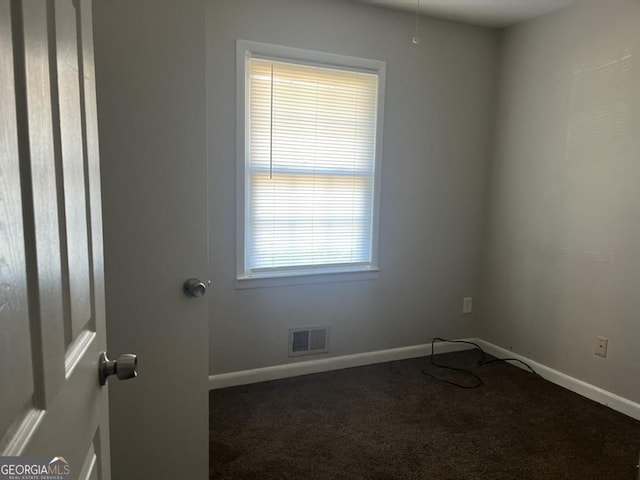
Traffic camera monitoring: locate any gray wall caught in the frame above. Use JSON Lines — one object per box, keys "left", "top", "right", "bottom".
{"left": 207, "top": 0, "right": 500, "bottom": 374}
{"left": 481, "top": 0, "right": 640, "bottom": 403}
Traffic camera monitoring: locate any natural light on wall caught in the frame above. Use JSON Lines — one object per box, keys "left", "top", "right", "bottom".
{"left": 237, "top": 41, "right": 384, "bottom": 286}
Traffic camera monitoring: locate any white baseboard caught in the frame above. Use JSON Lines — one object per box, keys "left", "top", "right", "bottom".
{"left": 209, "top": 337, "right": 640, "bottom": 421}
{"left": 208, "top": 339, "right": 476, "bottom": 390}
{"left": 474, "top": 339, "right": 640, "bottom": 421}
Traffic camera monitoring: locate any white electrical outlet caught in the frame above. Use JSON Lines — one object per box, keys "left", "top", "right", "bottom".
{"left": 462, "top": 297, "right": 473, "bottom": 314}
{"left": 595, "top": 336, "right": 608, "bottom": 357}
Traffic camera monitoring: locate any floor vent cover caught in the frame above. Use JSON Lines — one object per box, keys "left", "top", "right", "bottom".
{"left": 289, "top": 327, "right": 329, "bottom": 357}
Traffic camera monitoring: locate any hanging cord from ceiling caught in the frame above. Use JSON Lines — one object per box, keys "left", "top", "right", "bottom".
{"left": 412, "top": 0, "right": 421, "bottom": 44}
{"left": 423, "top": 337, "right": 539, "bottom": 389}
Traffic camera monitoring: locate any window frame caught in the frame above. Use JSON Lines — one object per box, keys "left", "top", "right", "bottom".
{"left": 235, "top": 40, "right": 385, "bottom": 289}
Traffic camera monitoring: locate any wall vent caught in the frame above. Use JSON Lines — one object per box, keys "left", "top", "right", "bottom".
{"left": 288, "top": 326, "right": 329, "bottom": 357}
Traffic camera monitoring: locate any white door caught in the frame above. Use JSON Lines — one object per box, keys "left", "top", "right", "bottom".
{"left": 91, "top": 0, "right": 210, "bottom": 478}
{"left": 1, "top": 1, "right": 121, "bottom": 478}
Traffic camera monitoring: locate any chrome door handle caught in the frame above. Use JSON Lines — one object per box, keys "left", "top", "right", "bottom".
{"left": 99, "top": 352, "right": 137, "bottom": 386}
{"left": 183, "top": 278, "right": 209, "bottom": 297}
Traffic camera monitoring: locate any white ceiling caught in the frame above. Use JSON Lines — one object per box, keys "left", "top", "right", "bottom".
{"left": 352, "top": 0, "right": 576, "bottom": 27}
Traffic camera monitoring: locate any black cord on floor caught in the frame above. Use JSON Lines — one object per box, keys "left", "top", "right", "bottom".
{"left": 422, "top": 337, "right": 538, "bottom": 389}
{"left": 423, "top": 339, "right": 485, "bottom": 389}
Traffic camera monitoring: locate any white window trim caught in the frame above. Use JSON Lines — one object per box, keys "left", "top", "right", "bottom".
{"left": 235, "top": 39, "right": 385, "bottom": 289}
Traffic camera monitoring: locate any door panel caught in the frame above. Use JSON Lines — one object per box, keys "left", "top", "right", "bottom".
{"left": 1, "top": 1, "right": 110, "bottom": 478}
{"left": 53, "top": 0, "right": 92, "bottom": 345}
{"left": 19, "top": 0, "right": 66, "bottom": 408}
{"left": 78, "top": 442, "right": 98, "bottom": 480}
{"left": 0, "top": 0, "right": 34, "bottom": 442}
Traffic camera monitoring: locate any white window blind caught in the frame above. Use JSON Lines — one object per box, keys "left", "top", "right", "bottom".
{"left": 245, "top": 56, "right": 380, "bottom": 277}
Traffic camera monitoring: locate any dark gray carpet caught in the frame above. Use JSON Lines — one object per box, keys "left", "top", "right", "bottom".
{"left": 209, "top": 350, "right": 640, "bottom": 479}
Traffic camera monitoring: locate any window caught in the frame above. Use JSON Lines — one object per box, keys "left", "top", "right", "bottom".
{"left": 236, "top": 41, "right": 385, "bottom": 287}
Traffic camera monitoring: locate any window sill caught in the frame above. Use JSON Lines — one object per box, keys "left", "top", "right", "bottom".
{"left": 236, "top": 268, "right": 379, "bottom": 290}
